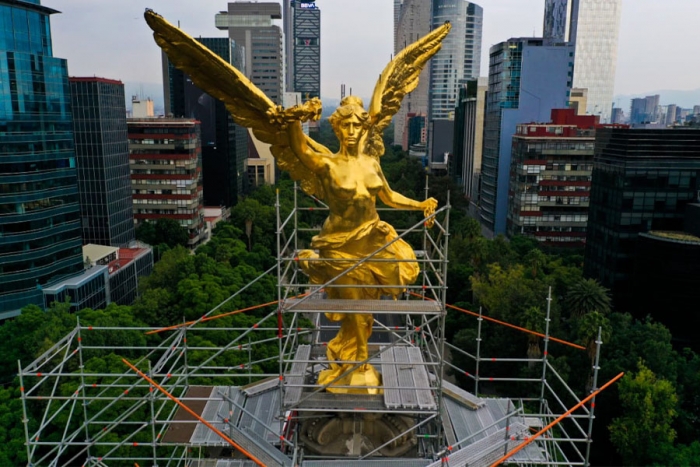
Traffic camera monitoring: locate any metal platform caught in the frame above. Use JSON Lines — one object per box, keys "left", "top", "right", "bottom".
{"left": 284, "top": 344, "right": 311, "bottom": 407}
{"left": 426, "top": 422, "right": 530, "bottom": 467}
{"left": 283, "top": 298, "right": 443, "bottom": 315}
{"left": 381, "top": 346, "right": 437, "bottom": 410}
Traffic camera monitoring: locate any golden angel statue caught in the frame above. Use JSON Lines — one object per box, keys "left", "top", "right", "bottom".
{"left": 145, "top": 10, "right": 450, "bottom": 394}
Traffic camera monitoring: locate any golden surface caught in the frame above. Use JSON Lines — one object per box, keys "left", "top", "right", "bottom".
{"left": 145, "top": 10, "right": 450, "bottom": 393}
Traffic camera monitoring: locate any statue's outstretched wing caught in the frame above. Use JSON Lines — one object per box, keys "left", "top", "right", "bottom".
{"left": 364, "top": 22, "right": 452, "bottom": 159}
{"left": 144, "top": 10, "right": 329, "bottom": 197}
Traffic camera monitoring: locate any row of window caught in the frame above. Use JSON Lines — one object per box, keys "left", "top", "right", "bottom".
{"left": 0, "top": 194, "right": 78, "bottom": 215}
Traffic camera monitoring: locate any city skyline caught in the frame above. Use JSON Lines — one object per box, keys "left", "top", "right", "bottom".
{"left": 49, "top": 0, "right": 700, "bottom": 106}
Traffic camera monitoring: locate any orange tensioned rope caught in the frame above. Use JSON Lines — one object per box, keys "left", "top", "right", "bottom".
{"left": 122, "top": 358, "right": 266, "bottom": 467}
{"left": 488, "top": 371, "right": 625, "bottom": 467}
{"left": 145, "top": 293, "right": 308, "bottom": 335}
{"left": 409, "top": 292, "right": 586, "bottom": 351}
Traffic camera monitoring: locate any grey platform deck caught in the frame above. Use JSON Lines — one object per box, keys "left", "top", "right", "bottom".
{"left": 282, "top": 298, "right": 443, "bottom": 315}
{"left": 381, "top": 346, "right": 437, "bottom": 410}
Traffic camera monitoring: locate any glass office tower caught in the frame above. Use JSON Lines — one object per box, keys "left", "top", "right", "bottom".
{"left": 429, "top": 0, "right": 483, "bottom": 120}
{"left": 70, "top": 77, "right": 135, "bottom": 247}
{"left": 0, "top": 0, "right": 84, "bottom": 317}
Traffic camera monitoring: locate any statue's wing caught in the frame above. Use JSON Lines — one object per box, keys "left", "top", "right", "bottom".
{"left": 364, "top": 22, "right": 452, "bottom": 159}
{"left": 144, "top": 10, "right": 329, "bottom": 197}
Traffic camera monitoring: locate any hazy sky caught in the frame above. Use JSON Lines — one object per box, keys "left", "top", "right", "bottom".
{"left": 49, "top": 0, "right": 698, "bottom": 105}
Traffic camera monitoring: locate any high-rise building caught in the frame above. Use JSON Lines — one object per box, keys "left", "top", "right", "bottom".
{"left": 479, "top": 38, "right": 574, "bottom": 235}
{"left": 216, "top": 2, "right": 284, "bottom": 105}
{"left": 666, "top": 104, "right": 678, "bottom": 126}
{"left": 629, "top": 98, "right": 646, "bottom": 125}
{"left": 569, "top": 0, "right": 623, "bottom": 122}
{"left": 163, "top": 37, "right": 247, "bottom": 207}
{"left": 127, "top": 118, "right": 205, "bottom": 248}
{"left": 584, "top": 128, "right": 700, "bottom": 309}
{"left": 0, "top": 0, "right": 85, "bottom": 316}
{"left": 70, "top": 77, "right": 135, "bottom": 247}
{"left": 506, "top": 109, "right": 603, "bottom": 247}
{"left": 543, "top": 0, "right": 571, "bottom": 43}
{"left": 544, "top": 0, "right": 623, "bottom": 123}
{"left": 629, "top": 95, "right": 660, "bottom": 124}
{"left": 611, "top": 107, "right": 625, "bottom": 124}
{"left": 393, "top": 0, "right": 431, "bottom": 147}
{"left": 284, "top": 0, "right": 320, "bottom": 100}
{"left": 393, "top": 0, "right": 403, "bottom": 52}
{"left": 452, "top": 78, "right": 487, "bottom": 203}
{"left": 428, "top": 0, "right": 483, "bottom": 120}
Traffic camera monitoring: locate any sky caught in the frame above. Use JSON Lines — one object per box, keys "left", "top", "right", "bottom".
{"left": 48, "top": 0, "right": 699, "bottom": 107}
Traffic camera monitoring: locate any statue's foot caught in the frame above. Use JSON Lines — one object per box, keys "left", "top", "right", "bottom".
{"left": 319, "top": 364, "right": 383, "bottom": 395}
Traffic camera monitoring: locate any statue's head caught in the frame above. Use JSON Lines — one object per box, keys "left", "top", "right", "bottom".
{"left": 329, "top": 96, "right": 370, "bottom": 147}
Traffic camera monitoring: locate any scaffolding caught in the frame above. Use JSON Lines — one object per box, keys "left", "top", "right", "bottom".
{"left": 19, "top": 185, "right": 613, "bottom": 466}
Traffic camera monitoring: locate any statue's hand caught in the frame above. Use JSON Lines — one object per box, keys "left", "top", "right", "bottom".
{"left": 420, "top": 197, "right": 438, "bottom": 228}
{"left": 267, "top": 97, "right": 323, "bottom": 129}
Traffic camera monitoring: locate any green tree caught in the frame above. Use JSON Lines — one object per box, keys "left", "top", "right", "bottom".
{"left": 564, "top": 278, "right": 611, "bottom": 317}
{"left": 609, "top": 362, "right": 678, "bottom": 465}
{"left": 522, "top": 306, "right": 545, "bottom": 366}
{"left": 136, "top": 218, "right": 189, "bottom": 249}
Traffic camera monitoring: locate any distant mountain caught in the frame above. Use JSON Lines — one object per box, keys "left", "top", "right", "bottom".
{"left": 614, "top": 88, "right": 700, "bottom": 111}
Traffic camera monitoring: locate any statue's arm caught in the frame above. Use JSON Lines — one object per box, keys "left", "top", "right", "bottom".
{"left": 377, "top": 162, "right": 437, "bottom": 212}
{"left": 286, "top": 121, "right": 327, "bottom": 174}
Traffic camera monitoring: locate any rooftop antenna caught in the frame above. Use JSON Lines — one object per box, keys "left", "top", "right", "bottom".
{"left": 341, "top": 84, "right": 345, "bottom": 100}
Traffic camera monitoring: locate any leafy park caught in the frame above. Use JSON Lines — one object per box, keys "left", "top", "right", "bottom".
{"left": 0, "top": 124, "right": 698, "bottom": 465}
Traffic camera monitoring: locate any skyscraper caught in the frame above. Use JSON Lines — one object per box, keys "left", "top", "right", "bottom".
{"left": 452, "top": 78, "right": 487, "bottom": 203}
{"left": 629, "top": 95, "right": 660, "bottom": 125}
{"left": 429, "top": 0, "right": 483, "bottom": 120}
{"left": 0, "top": 0, "right": 84, "bottom": 316}
{"left": 70, "top": 77, "right": 135, "bottom": 247}
{"left": 393, "top": 0, "right": 431, "bottom": 148}
{"left": 216, "top": 2, "right": 284, "bottom": 105}
{"left": 479, "top": 38, "right": 574, "bottom": 235}
{"left": 584, "top": 128, "right": 700, "bottom": 309}
{"left": 162, "top": 37, "right": 247, "bottom": 207}
{"left": 543, "top": 0, "right": 570, "bottom": 43}
{"left": 284, "top": 0, "right": 320, "bottom": 99}
{"left": 393, "top": 0, "right": 403, "bottom": 52}
{"left": 543, "top": 0, "right": 622, "bottom": 123}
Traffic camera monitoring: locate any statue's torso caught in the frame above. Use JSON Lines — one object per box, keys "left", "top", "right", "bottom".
{"left": 321, "top": 154, "right": 383, "bottom": 234}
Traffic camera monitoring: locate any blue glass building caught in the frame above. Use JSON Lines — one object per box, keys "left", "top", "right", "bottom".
{"left": 0, "top": 0, "right": 84, "bottom": 317}
{"left": 479, "top": 38, "right": 574, "bottom": 236}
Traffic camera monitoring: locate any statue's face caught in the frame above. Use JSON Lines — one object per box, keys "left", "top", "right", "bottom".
{"left": 338, "top": 114, "right": 363, "bottom": 148}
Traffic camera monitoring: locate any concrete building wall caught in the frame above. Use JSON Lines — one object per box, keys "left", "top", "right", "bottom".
{"left": 393, "top": 0, "right": 431, "bottom": 148}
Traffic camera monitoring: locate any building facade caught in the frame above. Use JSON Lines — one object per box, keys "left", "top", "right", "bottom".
{"left": 506, "top": 109, "right": 603, "bottom": 247}
{"left": 0, "top": 0, "right": 85, "bottom": 317}
{"left": 480, "top": 38, "right": 574, "bottom": 235}
{"left": 629, "top": 95, "right": 661, "bottom": 125}
{"left": 70, "top": 77, "right": 135, "bottom": 247}
{"left": 569, "top": 0, "right": 622, "bottom": 123}
{"left": 543, "top": 0, "right": 570, "bottom": 43}
{"left": 428, "top": 0, "right": 483, "bottom": 120}
{"left": 543, "top": 0, "right": 623, "bottom": 123}
{"left": 584, "top": 128, "right": 700, "bottom": 309}
{"left": 127, "top": 119, "right": 205, "bottom": 248}
{"left": 285, "top": 0, "right": 320, "bottom": 99}
{"left": 393, "top": 0, "right": 431, "bottom": 147}
{"left": 45, "top": 244, "right": 153, "bottom": 310}
{"left": 452, "top": 78, "right": 487, "bottom": 202}
{"left": 163, "top": 37, "right": 247, "bottom": 207}
{"left": 216, "top": 2, "right": 284, "bottom": 105}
